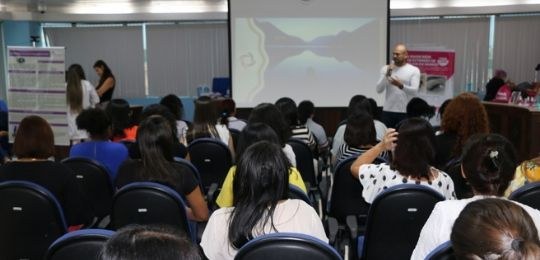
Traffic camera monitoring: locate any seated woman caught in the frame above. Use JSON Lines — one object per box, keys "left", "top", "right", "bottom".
{"left": 128, "top": 104, "right": 187, "bottom": 159}
{"left": 115, "top": 115, "right": 208, "bottom": 222}
{"left": 452, "top": 198, "right": 540, "bottom": 259}
{"left": 275, "top": 97, "right": 317, "bottom": 153}
{"left": 70, "top": 108, "right": 129, "bottom": 181}
{"left": 350, "top": 118, "right": 456, "bottom": 204}
{"left": 160, "top": 94, "right": 189, "bottom": 144}
{"left": 106, "top": 99, "right": 137, "bottom": 142}
{"left": 505, "top": 155, "right": 540, "bottom": 197}
{"left": 411, "top": 134, "right": 540, "bottom": 260}
{"left": 200, "top": 141, "right": 327, "bottom": 259}
{"left": 0, "top": 115, "right": 92, "bottom": 226}
{"left": 185, "top": 96, "right": 233, "bottom": 156}
{"left": 215, "top": 123, "right": 306, "bottom": 208}
{"left": 248, "top": 103, "right": 296, "bottom": 166}
{"left": 334, "top": 112, "right": 388, "bottom": 166}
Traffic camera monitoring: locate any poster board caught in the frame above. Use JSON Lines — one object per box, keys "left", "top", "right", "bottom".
{"left": 7, "top": 46, "right": 68, "bottom": 146}
{"left": 407, "top": 49, "right": 455, "bottom": 107}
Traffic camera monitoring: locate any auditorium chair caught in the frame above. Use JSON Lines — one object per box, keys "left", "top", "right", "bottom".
{"left": 509, "top": 182, "right": 540, "bottom": 211}
{"left": 45, "top": 229, "right": 115, "bottom": 260}
{"left": 425, "top": 241, "right": 455, "bottom": 260}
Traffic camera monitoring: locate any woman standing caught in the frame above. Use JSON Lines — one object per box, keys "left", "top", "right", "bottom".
{"left": 93, "top": 60, "right": 115, "bottom": 105}
{"left": 66, "top": 64, "right": 99, "bottom": 143}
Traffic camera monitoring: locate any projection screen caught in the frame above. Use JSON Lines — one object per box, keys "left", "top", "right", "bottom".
{"left": 229, "top": 0, "right": 389, "bottom": 107}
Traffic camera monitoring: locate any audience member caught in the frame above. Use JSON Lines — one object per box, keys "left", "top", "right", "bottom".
{"left": 116, "top": 115, "right": 208, "bottom": 221}
{"left": 66, "top": 64, "right": 100, "bottom": 143}
{"left": 505, "top": 155, "right": 540, "bottom": 197}
{"left": 452, "top": 198, "right": 540, "bottom": 260}
{"left": 350, "top": 118, "right": 455, "bottom": 203}
{"left": 186, "top": 96, "right": 234, "bottom": 156}
{"left": 298, "top": 100, "right": 329, "bottom": 154}
{"left": 160, "top": 94, "right": 189, "bottom": 144}
{"left": 247, "top": 103, "right": 296, "bottom": 166}
{"left": 484, "top": 69, "right": 507, "bottom": 101}
{"left": 219, "top": 98, "right": 246, "bottom": 131}
{"left": 100, "top": 225, "right": 201, "bottom": 260}
{"left": 106, "top": 99, "right": 137, "bottom": 142}
{"left": 70, "top": 108, "right": 128, "bottom": 181}
{"left": 334, "top": 112, "right": 388, "bottom": 166}
{"left": 200, "top": 141, "right": 327, "bottom": 259}
{"left": 435, "top": 92, "right": 489, "bottom": 168}
{"left": 215, "top": 123, "right": 306, "bottom": 207}
{"left": 332, "top": 96, "right": 387, "bottom": 157}
{"left": 406, "top": 97, "right": 435, "bottom": 120}
{"left": 128, "top": 104, "right": 187, "bottom": 159}
{"left": 93, "top": 60, "right": 115, "bottom": 106}
{"left": 412, "top": 134, "right": 540, "bottom": 259}
{"left": 0, "top": 115, "right": 92, "bottom": 226}
{"left": 275, "top": 97, "right": 317, "bottom": 153}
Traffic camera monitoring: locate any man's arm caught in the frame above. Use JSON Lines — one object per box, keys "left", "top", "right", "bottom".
{"left": 401, "top": 67, "right": 420, "bottom": 95}
{"left": 376, "top": 65, "right": 389, "bottom": 93}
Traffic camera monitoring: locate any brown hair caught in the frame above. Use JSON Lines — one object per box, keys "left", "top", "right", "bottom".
{"left": 452, "top": 198, "right": 540, "bottom": 260}
{"left": 13, "top": 115, "right": 55, "bottom": 159}
{"left": 441, "top": 92, "right": 489, "bottom": 156}
{"left": 66, "top": 64, "right": 83, "bottom": 113}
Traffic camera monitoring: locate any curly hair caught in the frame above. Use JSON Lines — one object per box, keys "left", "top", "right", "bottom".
{"left": 441, "top": 92, "right": 489, "bottom": 156}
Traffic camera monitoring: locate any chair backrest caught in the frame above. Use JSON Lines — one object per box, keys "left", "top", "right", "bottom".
{"left": 110, "top": 182, "right": 195, "bottom": 242}
{"left": 328, "top": 157, "right": 370, "bottom": 221}
{"left": 229, "top": 128, "right": 241, "bottom": 148}
{"left": 46, "top": 229, "right": 115, "bottom": 260}
{"left": 235, "top": 233, "right": 342, "bottom": 260}
{"left": 61, "top": 157, "right": 114, "bottom": 219}
{"left": 509, "top": 182, "right": 540, "bottom": 210}
{"left": 0, "top": 181, "right": 67, "bottom": 260}
{"left": 287, "top": 138, "right": 317, "bottom": 186}
{"left": 188, "top": 138, "right": 232, "bottom": 191}
{"left": 361, "top": 184, "right": 445, "bottom": 260}
{"left": 173, "top": 157, "right": 204, "bottom": 192}
{"left": 425, "top": 241, "right": 455, "bottom": 260}
{"left": 288, "top": 184, "right": 313, "bottom": 207}
{"left": 443, "top": 158, "right": 472, "bottom": 199}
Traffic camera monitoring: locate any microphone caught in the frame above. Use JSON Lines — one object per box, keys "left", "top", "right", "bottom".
{"left": 386, "top": 66, "right": 393, "bottom": 77}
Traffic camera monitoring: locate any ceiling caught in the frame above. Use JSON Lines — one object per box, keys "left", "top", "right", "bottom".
{"left": 1, "top": 0, "right": 540, "bottom": 21}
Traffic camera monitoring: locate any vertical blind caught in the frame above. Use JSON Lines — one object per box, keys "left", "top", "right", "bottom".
{"left": 44, "top": 26, "right": 145, "bottom": 99}
{"left": 146, "top": 22, "right": 229, "bottom": 97}
{"left": 493, "top": 15, "right": 540, "bottom": 84}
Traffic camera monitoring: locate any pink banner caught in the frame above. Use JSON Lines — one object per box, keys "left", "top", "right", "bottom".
{"left": 408, "top": 50, "right": 455, "bottom": 78}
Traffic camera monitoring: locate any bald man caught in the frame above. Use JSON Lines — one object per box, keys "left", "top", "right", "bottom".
{"left": 376, "top": 44, "right": 420, "bottom": 128}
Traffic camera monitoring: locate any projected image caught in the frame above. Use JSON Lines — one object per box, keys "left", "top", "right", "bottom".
{"left": 233, "top": 18, "right": 382, "bottom": 104}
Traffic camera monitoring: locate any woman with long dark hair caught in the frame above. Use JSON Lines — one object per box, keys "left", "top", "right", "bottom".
{"left": 116, "top": 115, "right": 208, "bottom": 221}
{"left": 350, "top": 118, "right": 455, "bottom": 203}
{"left": 93, "top": 60, "right": 115, "bottom": 105}
{"left": 200, "top": 141, "right": 326, "bottom": 259}
{"left": 66, "top": 63, "right": 99, "bottom": 142}
{"left": 215, "top": 123, "right": 306, "bottom": 208}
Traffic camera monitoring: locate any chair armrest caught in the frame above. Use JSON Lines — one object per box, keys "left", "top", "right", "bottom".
{"left": 326, "top": 217, "right": 339, "bottom": 245}
{"left": 346, "top": 215, "right": 359, "bottom": 239}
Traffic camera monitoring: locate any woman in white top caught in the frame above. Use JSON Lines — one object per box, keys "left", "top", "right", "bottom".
{"left": 350, "top": 118, "right": 456, "bottom": 204}
{"left": 66, "top": 64, "right": 99, "bottom": 143}
{"left": 411, "top": 134, "right": 540, "bottom": 260}
{"left": 185, "top": 96, "right": 234, "bottom": 156}
{"left": 200, "top": 141, "right": 327, "bottom": 259}
{"left": 160, "top": 94, "right": 189, "bottom": 143}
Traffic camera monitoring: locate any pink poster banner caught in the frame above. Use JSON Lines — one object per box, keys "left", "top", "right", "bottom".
{"left": 407, "top": 50, "right": 455, "bottom": 78}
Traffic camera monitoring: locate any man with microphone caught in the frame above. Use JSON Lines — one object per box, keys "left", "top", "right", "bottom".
{"left": 376, "top": 43, "right": 420, "bottom": 128}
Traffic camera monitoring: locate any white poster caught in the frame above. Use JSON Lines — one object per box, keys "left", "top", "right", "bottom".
{"left": 7, "top": 46, "right": 68, "bottom": 146}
